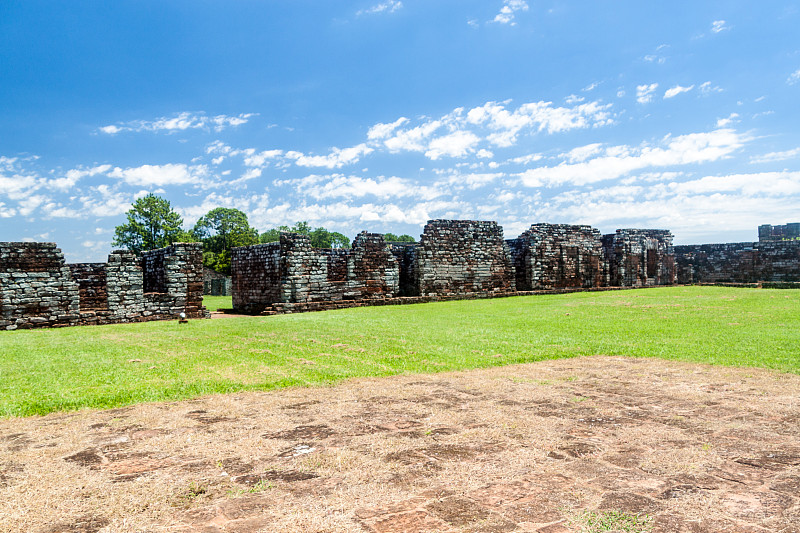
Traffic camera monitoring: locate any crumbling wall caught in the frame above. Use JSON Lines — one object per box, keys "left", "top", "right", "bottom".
{"left": 415, "top": 220, "right": 515, "bottom": 296}
{"left": 232, "top": 232, "right": 400, "bottom": 312}
{"left": 603, "top": 229, "right": 676, "bottom": 287}
{"left": 231, "top": 242, "right": 281, "bottom": 313}
{"left": 0, "top": 242, "right": 80, "bottom": 329}
{"left": 69, "top": 263, "right": 108, "bottom": 311}
{"left": 512, "top": 224, "right": 606, "bottom": 290}
{"left": 388, "top": 242, "right": 418, "bottom": 297}
{"left": 0, "top": 242, "right": 207, "bottom": 330}
{"left": 675, "top": 240, "right": 800, "bottom": 283}
{"left": 203, "top": 267, "right": 231, "bottom": 296}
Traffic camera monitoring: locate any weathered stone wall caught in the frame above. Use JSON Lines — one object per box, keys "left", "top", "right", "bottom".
{"left": 675, "top": 240, "right": 800, "bottom": 284}
{"left": 414, "top": 220, "right": 515, "bottom": 296}
{"left": 0, "top": 242, "right": 80, "bottom": 329}
{"left": 603, "top": 229, "right": 676, "bottom": 287}
{"left": 203, "top": 267, "right": 231, "bottom": 296}
{"left": 758, "top": 223, "right": 800, "bottom": 242}
{"left": 231, "top": 242, "right": 282, "bottom": 313}
{"left": 511, "top": 224, "right": 606, "bottom": 290}
{"left": 232, "top": 232, "right": 399, "bottom": 312}
{"left": 69, "top": 263, "right": 108, "bottom": 310}
{"left": 388, "top": 242, "right": 418, "bottom": 297}
{"left": 0, "top": 242, "right": 207, "bottom": 330}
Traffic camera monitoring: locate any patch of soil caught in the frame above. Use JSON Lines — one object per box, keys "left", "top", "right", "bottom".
{"left": 4, "top": 356, "right": 800, "bottom": 532}
{"left": 185, "top": 409, "right": 233, "bottom": 424}
{"left": 233, "top": 469, "right": 319, "bottom": 485}
{"left": 263, "top": 424, "right": 335, "bottom": 440}
{"left": 39, "top": 516, "right": 109, "bottom": 533}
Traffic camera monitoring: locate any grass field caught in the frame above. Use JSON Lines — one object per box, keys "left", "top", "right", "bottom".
{"left": 1, "top": 286, "right": 798, "bottom": 417}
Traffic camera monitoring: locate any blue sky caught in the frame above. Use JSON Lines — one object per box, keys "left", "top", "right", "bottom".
{"left": 2, "top": 1, "right": 799, "bottom": 262}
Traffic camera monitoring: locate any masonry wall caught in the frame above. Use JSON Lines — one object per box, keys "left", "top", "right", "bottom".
{"left": 511, "top": 224, "right": 606, "bottom": 290}
{"left": 0, "top": 242, "right": 208, "bottom": 330}
{"left": 69, "top": 263, "right": 108, "bottom": 310}
{"left": 413, "top": 220, "right": 516, "bottom": 296}
{"left": 231, "top": 232, "right": 400, "bottom": 313}
{"left": 675, "top": 240, "right": 800, "bottom": 284}
{"left": 603, "top": 229, "right": 676, "bottom": 287}
{"left": 0, "top": 243, "right": 81, "bottom": 329}
{"left": 231, "top": 242, "right": 281, "bottom": 313}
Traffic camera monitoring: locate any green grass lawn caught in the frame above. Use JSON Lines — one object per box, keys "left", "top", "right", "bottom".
{"left": 1, "top": 286, "right": 798, "bottom": 417}
{"left": 202, "top": 295, "right": 233, "bottom": 312}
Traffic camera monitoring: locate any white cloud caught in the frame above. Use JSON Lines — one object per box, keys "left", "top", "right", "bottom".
{"left": 287, "top": 143, "right": 373, "bottom": 169}
{"left": 715, "top": 113, "right": 740, "bottom": 128}
{"left": 108, "top": 163, "right": 209, "bottom": 187}
{"left": 700, "top": 81, "right": 723, "bottom": 95}
{"left": 493, "top": 0, "right": 529, "bottom": 25}
{"left": 750, "top": 148, "right": 800, "bottom": 164}
{"left": 517, "top": 128, "right": 747, "bottom": 187}
{"left": 425, "top": 131, "right": 480, "bottom": 160}
{"left": 243, "top": 150, "right": 283, "bottom": 167}
{"left": 367, "top": 117, "right": 409, "bottom": 140}
{"left": 636, "top": 83, "right": 659, "bottom": 104}
{"left": 711, "top": 20, "right": 729, "bottom": 33}
{"left": 664, "top": 84, "right": 694, "bottom": 99}
{"left": 98, "top": 112, "right": 256, "bottom": 135}
{"left": 561, "top": 143, "right": 603, "bottom": 163}
{"left": 48, "top": 164, "right": 112, "bottom": 191}
{"left": 356, "top": 0, "right": 403, "bottom": 16}
{"left": 788, "top": 69, "right": 800, "bottom": 85}
{"left": 286, "top": 174, "right": 432, "bottom": 201}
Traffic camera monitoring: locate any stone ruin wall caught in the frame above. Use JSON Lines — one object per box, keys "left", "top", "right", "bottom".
{"left": 414, "top": 220, "right": 515, "bottom": 296}
{"left": 675, "top": 240, "right": 800, "bottom": 284}
{"left": 508, "top": 224, "right": 607, "bottom": 290}
{"left": 231, "top": 232, "right": 399, "bottom": 314}
{"left": 0, "top": 242, "right": 208, "bottom": 330}
{"left": 603, "top": 229, "right": 676, "bottom": 287}
{"left": 231, "top": 220, "right": 679, "bottom": 315}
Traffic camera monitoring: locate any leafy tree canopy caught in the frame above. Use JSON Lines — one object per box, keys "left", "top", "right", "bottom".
{"left": 112, "top": 194, "right": 189, "bottom": 255}
{"left": 260, "top": 221, "right": 350, "bottom": 248}
{"left": 192, "top": 207, "right": 259, "bottom": 274}
{"left": 383, "top": 233, "right": 416, "bottom": 243}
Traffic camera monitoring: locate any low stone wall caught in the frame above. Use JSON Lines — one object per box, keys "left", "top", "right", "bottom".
{"left": 675, "top": 240, "right": 800, "bottom": 284}
{"left": 0, "top": 242, "right": 208, "bottom": 330}
{"left": 603, "top": 229, "right": 676, "bottom": 287}
{"left": 415, "top": 220, "right": 515, "bottom": 296}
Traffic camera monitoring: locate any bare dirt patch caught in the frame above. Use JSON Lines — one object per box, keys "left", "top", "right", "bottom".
{"left": 1, "top": 356, "right": 799, "bottom": 532}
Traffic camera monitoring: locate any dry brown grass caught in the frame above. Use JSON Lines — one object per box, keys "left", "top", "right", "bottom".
{"left": 2, "top": 356, "right": 799, "bottom": 532}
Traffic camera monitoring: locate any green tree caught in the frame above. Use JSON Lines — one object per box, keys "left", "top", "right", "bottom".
{"left": 259, "top": 221, "right": 350, "bottom": 248}
{"left": 384, "top": 233, "right": 416, "bottom": 243}
{"left": 112, "top": 194, "right": 188, "bottom": 255}
{"left": 192, "top": 207, "right": 259, "bottom": 274}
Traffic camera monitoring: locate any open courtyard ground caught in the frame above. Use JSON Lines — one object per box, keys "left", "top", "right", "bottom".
{"left": 1, "top": 287, "right": 799, "bottom": 531}
{"left": 2, "top": 356, "right": 800, "bottom": 532}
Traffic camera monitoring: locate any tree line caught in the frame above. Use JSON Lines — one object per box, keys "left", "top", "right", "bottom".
{"left": 112, "top": 194, "right": 414, "bottom": 275}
